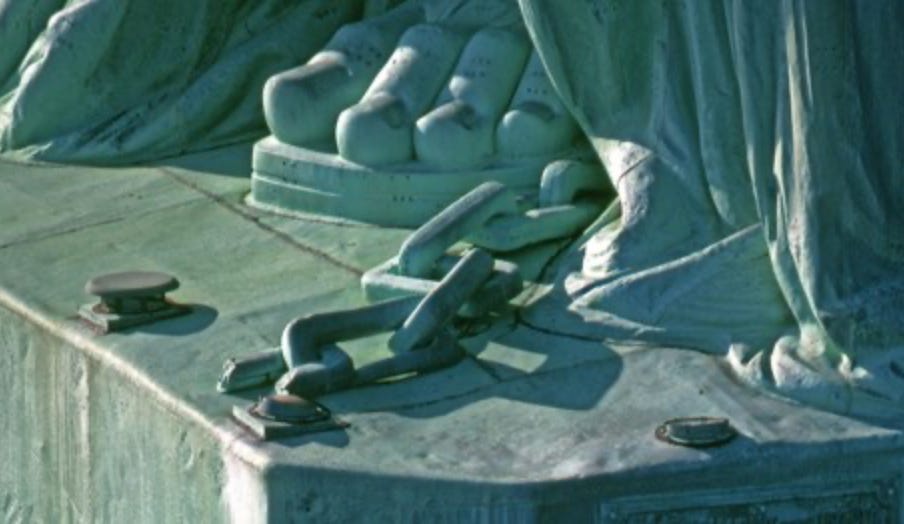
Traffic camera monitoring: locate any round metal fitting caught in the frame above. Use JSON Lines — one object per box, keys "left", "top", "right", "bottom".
{"left": 251, "top": 394, "right": 330, "bottom": 424}
{"left": 655, "top": 417, "right": 736, "bottom": 448}
{"left": 85, "top": 270, "right": 179, "bottom": 299}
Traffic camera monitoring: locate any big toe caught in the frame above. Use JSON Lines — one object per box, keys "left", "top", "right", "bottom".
{"left": 263, "top": 21, "right": 402, "bottom": 146}
{"left": 264, "top": 59, "right": 357, "bottom": 146}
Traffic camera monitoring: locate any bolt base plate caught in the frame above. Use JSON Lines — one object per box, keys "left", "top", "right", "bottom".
{"left": 231, "top": 404, "right": 347, "bottom": 441}
{"left": 78, "top": 302, "right": 191, "bottom": 333}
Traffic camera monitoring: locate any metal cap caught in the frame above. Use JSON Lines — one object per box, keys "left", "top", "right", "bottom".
{"left": 85, "top": 271, "right": 179, "bottom": 299}
{"left": 251, "top": 394, "right": 330, "bottom": 424}
{"left": 655, "top": 417, "right": 736, "bottom": 448}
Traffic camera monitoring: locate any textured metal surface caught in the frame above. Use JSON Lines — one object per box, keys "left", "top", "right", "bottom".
{"left": 602, "top": 476, "right": 902, "bottom": 523}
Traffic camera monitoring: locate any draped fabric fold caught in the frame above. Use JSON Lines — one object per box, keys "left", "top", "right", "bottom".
{"left": 0, "top": 0, "right": 362, "bottom": 163}
{"left": 520, "top": 0, "right": 904, "bottom": 419}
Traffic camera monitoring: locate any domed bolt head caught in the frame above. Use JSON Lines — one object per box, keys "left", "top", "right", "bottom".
{"left": 85, "top": 271, "right": 179, "bottom": 311}
{"left": 251, "top": 394, "right": 330, "bottom": 424}
{"left": 79, "top": 270, "right": 189, "bottom": 332}
{"left": 655, "top": 417, "right": 736, "bottom": 448}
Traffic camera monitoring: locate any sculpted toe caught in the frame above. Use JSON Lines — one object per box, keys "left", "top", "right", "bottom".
{"left": 497, "top": 101, "right": 577, "bottom": 158}
{"left": 415, "top": 101, "right": 493, "bottom": 169}
{"left": 497, "top": 51, "right": 578, "bottom": 157}
{"left": 264, "top": 60, "right": 356, "bottom": 146}
{"left": 337, "top": 93, "right": 412, "bottom": 165}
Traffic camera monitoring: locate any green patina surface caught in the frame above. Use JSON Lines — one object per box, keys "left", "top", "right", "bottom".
{"left": 0, "top": 305, "right": 224, "bottom": 523}
{"left": 0, "top": 0, "right": 901, "bottom": 521}
{"left": 2, "top": 0, "right": 902, "bottom": 421}
{"left": 1, "top": 145, "right": 903, "bottom": 522}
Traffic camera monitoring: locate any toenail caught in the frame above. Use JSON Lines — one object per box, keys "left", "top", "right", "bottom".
{"left": 514, "top": 101, "right": 555, "bottom": 122}
{"left": 452, "top": 102, "right": 479, "bottom": 129}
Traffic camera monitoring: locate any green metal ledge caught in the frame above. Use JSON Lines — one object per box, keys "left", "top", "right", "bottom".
{"left": 1, "top": 146, "right": 902, "bottom": 522}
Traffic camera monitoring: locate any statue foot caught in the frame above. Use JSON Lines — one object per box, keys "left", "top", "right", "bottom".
{"left": 263, "top": 1, "right": 579, "bottom": 170}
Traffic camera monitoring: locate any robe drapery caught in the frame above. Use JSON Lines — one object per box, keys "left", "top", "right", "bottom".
{"left": 520, "top": 0, "right": 904, "bottom": 416}
{"left": 0, "top": 0, "right": 363, "bottom": 163}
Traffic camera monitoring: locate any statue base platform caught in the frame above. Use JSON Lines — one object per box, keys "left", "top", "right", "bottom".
{"left": 1, "top": 145, "right": 902, "bottom": 522}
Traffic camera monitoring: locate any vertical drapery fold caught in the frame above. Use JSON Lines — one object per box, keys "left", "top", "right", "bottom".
{"left": 520, "top": 0, "right": 904, "bottom": 418}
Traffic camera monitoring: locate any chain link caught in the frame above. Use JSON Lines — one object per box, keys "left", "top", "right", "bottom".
{"left": 219, "top": 160, "right": 609, "bottom": 397}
